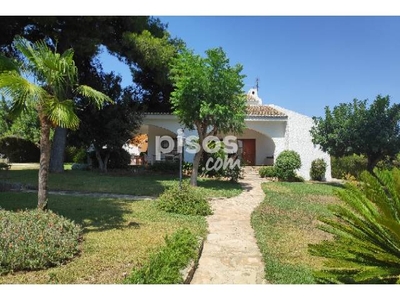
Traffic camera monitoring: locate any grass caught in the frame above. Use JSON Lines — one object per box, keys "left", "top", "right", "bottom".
{"left": 2, "top": 164, "right": 242, "bottom": 198}
{"left": 0, "top": 164, "right": 242, "bottom": 283}
{"left": 251, "top": 181, "right": 343, "bottom": 284}
{"left": 0, "top": 192, "right": 207, "bottom": 284}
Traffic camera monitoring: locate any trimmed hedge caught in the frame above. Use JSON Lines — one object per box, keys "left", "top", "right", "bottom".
{"left": 0, "top": 136, "right": 40, "bottom": 163}
{"left": 149, "top": 160, "right": 180, "bottom": 173}
{"left": 0, "top": 209, "right": 82, "bottom": 275}
{"left": 310, "top": 158, "right": 327, "bottom": 181}
{"left": 275, "top": 150, "right": 302, "bottom": 181}
{"left": 259, "top": 166, "right": 276, "bottom": 178}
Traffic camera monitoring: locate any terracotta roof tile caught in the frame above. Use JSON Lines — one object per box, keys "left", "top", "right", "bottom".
{"left": 146, "top": 105, "right": 286, "bottom": 117}
{"left": 246, "top": 105, "right": 286, "bottom": 117}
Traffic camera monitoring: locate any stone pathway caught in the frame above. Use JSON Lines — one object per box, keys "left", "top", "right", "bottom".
{"left": 191, "top": 167, "right": 267, "bottom": 284}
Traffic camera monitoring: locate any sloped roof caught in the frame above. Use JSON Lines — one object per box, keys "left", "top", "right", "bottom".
{"left": 246, "top": 105, "right": 286, "bottom": 117}
{"left": 145, "top": 105, "right": 286, "bottom": 118}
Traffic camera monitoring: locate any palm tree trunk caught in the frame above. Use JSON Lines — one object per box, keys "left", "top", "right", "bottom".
{"left": 38, "top": 116, "right": 52, "bottom": 210}
{"left": 190, "top": 149, "right": 203, "bottom": 186}
{"left": 50, "top": 127, "right": 67, "bottom": 173}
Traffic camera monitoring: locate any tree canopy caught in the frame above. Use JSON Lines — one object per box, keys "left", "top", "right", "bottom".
{"left": 311, "top": 95, "right": 400, "bottom": 172}
{"left": 170, "top": 47, "right": 247, "bottom": 186}
{"left": 0, "top": 17, "right": 180, "bottom": 172}
{"left": 69, "top": 73, "right": 143, "bottom": 172}
{"left": 0, "top": 37, "right": 111, "bottom": 209}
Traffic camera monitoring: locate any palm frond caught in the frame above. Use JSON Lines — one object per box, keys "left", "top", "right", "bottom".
{"left": 75, "top": 85, "right": 113, "bottom": 109}
{"left": 43, "top": 97, "right": 80, "bottom": 130}
{"left": 309, "top": 169, "right": 400, "bottom": 283}
{"left": 0, "top": 71, "right": 46, "bottom": 117}
{"left": 0, "top": 55, "right": 21, "bottom": 74}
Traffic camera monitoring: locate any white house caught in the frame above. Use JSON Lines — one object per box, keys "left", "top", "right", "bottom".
{"left": 137, "top": 88, "right": 331, "bottom": 181}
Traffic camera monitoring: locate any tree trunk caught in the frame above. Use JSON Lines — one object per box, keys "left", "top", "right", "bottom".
{"left": 38, "top": 116, "right": 52, "bottom": 210}
{"left": 190, "top": 149, "right": 203, "bottom": 186}
{"left": 367, "top": 155, "right": 381, "bottom": 175}
{"left": 95, "top": 149, "right": 105, "bottom": 171}
{"left": 49, "top": 127, "right": 67, "bottom": 173}
{"left": 103, "top": 153, "right": 110, "bottom": 173}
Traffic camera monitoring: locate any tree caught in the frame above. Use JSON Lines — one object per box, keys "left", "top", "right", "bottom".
{"left": 122, "top": 29, "right": 184, "bottom": 112}
{"left": 0, "top": 37, "right": 111, "bottom": 209}
{"left": 170, "top": 47, "right": 247, "bottom": 186}
{"left": 311, "top": 95, "right": 400, "bottom": 173}
{"left": 0, "top": 17, "right": 174, "bottom": 172}
{"left": 70, "top": 73, "right": 142, "bottom": 172}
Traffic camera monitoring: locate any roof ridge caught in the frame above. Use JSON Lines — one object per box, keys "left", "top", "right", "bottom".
{"left": 145, "top": 104, "right": 287, "bottom": 117}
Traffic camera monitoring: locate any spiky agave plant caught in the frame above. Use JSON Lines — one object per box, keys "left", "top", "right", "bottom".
{"left": 309, "top": 168, "right": 400, "bottom": 283}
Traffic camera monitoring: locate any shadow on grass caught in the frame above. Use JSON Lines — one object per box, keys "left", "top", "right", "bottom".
{"left": 2, "top": 169, "right": 178, "bottom": 196}
{"left": 0, "top": 192, "right": 133, "bottom": 233}
{"left": 198, "top": 178, "right": 241, "bottom": 190}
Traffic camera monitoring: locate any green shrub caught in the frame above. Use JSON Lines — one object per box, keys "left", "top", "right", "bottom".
{"left": 71, "top": 163, "right": 89, "bottom": 171}
{"left": 259, "top": 166, "right": 276, "bottom": 178}
{"left": 331, "top": 155, "right": 367, "bottom": 179}
{"left": 182, "top": 162, "right": 193, "bottom": 175}
{"left": 89, "top": 148, "right": 131, "bottom": 170}
{"left": 199, "top": 141, "right": 243, "bottom": 182}
{"left": 0, "top": 136, "right": 40, "bottom": 163}
{"left": 149, "top": 160, "right": 180, "bottom": 173}
{"left": 0, "top": 209, "right": 82, "bottom": 275}
{"left": 309, "top": 168, "right": 400, "bottom": 283}
{"left": 0, "top": 162, "right": 10, "bottom": 171}
{"left": 221, "top": 164, "right": 243, "bottom": 182}
{"left": 157, "top": 181, "right": 212, "bottom": 216}
{"left": 275, "top": 150, "right": 302, "bottom": 181}
{"left": 376, "top": 153, "right": 400, "bottom": 170}
{"left": 310, "top": 158, "right": 327, "bottom": 181}
{"left": 65, "top": 146, "right": 87, "bottom": 163}
{"left": 125, "top": 228, "right": 199, "bottom": 284}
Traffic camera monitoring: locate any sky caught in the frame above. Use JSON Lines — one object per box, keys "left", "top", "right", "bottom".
{"left": 99, "top": 16, "right": 400, "bottom": 118}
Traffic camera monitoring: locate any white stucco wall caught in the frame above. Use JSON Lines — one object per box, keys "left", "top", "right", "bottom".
{"left": 142, "top": 110, "right": 332, "bottom": 181}
{"left": 245, "top": 119, "right": 287, "bottom": 164}
{"left": 270, "top": 105, "right": 332, "bottom": 181}
{"left": 218, "top": 128, "right": 278, "bottom": 165}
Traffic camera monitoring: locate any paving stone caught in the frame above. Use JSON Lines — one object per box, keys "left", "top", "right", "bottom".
{"left": 191, "top": 167, "right": 268, "bottom": 284}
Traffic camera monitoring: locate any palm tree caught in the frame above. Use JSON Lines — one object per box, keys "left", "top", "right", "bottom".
{"left": 0, "top": 37, "right": 111, "bottom": 210}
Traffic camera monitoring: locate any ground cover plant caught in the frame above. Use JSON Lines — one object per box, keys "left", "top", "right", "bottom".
{"left": 0, "top": 209, "right": 81, "bottom": 275}
{"left": 125, "top": 228, "right": 200, "bottom": 284}
{"left": 251, "top": 181, "right": 342, "bottom": 283}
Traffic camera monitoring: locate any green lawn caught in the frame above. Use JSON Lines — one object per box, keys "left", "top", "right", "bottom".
{"left": 251, "top": 182, "right": 343, "bottom": 284}
{"left": 1, "top": 166, "right": 242, "bottom": 198}
{"left": 0, "top": 164, "right": 243, "bottom": 283}
{"left": 0, "top": 192, "right": 207, "bottom": 284}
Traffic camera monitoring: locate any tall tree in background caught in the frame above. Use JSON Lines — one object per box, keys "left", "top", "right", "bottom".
{"left": 170, "top": 47, "right": 247, "bottom": 186}
{"left": 311, "top": 95, "right": 400, "bottom": 173}
{"left": 69, "top": 72, "right": 143, "bottom": 172}
{"left": 0, "top": 37, "right": 111, "bottom": 209}
{"left": 0, "top": 16, "right": 178, "bottom": 172}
